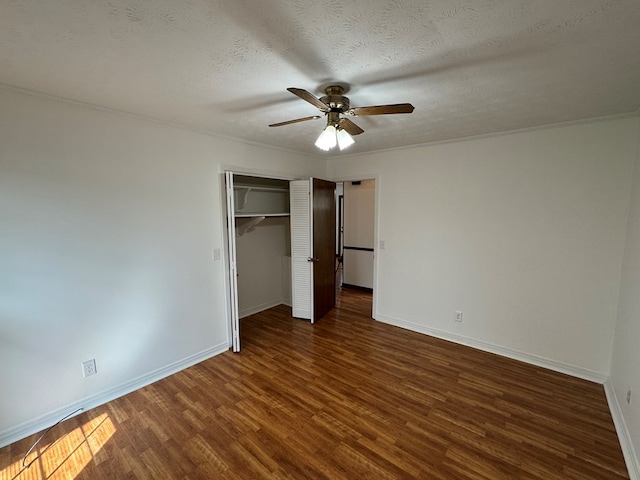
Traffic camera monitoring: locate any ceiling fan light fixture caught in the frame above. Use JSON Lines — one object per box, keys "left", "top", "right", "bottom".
{"left": 336, "top": 128, "right": 355, "bottom": 150}
{"left": 315, "top": 124, "right": 337, "bottom": 151}
{"left": 272, "top": 85, "right": 414, "bottom": 151}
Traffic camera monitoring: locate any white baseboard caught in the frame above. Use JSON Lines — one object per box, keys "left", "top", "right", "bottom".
{"left": 239, "top": 299, "right": 288, "bottom": 318}
{"left": 375, "top": 313, "right": 608, "bottom": 383}
{"left": 0, "top": 342, "right": 229, "bottom": 449}
{"left": 605, "top": 379, "right": 640, "bottom": 480}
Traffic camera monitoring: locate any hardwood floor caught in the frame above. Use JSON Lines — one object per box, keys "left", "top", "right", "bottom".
{"left": 1, "top": 288, "right": 629, "bottom": 479}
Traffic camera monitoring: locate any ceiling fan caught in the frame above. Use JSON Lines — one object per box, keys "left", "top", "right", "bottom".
{"left": 269, "top": 85, "right": 415, "bottom": 151}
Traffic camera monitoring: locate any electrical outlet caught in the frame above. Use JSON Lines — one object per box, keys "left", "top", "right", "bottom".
{"left": 82, "top": 359, "right": 97, "bottom": 378}
{"left": 213, "top": 248, "right": 221, "bottom": 261}
{"left": 455, "top": 311, "right": 463, "bottom": 322}
{"left": 627, "top": 387, "right": 632, "bottom": 405}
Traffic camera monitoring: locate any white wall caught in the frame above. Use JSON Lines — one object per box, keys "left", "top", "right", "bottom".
{"left": 328, "top": 118, "right": 637, "bottom": 380}
{"left": 236, "top": 217, "right": 291, "bottom": 317}
{"left": 0, "top": 88, "right": 322, "bottom": 446}
{"left": 609, "top": 117, "right": 640, "bottom": 479}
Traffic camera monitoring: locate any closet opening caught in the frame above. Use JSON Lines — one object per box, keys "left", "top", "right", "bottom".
{"left": 225, "top": 173, "right": 292, "bottom": 352}
{"left": 225, "top": 173, "right": 337, "bottom": 352}
{"left": 233, "top": 175, "right": 291, "bottom": 316}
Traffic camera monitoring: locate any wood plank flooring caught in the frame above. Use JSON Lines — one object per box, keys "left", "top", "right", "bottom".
{"left": 1, "top": 288, "right": 629, "bottom": 479}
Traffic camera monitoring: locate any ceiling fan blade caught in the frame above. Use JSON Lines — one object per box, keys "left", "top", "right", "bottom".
{"left": 348, "top": 103, "right": 415, "bottom": 116}
{"left": 339, "top": 118, "right": 364, "bottom": 136}
{"left": 287, "top": 88, "right": 329, "bottom": 112}
{"left": 269, "top": 115, "right": 323, "bottom": 127}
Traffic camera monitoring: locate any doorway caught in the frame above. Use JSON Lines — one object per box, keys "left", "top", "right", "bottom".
{"left": 340, "top": 179, "right": 375, "bottom": 291}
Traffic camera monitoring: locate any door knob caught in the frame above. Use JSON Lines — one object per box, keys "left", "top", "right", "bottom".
{"left": 307, "top": 257, "right": 319, "bottom": 262}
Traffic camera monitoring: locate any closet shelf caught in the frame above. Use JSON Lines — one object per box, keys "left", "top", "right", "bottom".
{"left": 234, "top": 184, "right": 290, "bottom": 213}
{"left": 234, "top": 185, "right": 289, "bottom": 193}
{"left": 235, "top": 213, "right": 290, "bottom": 218}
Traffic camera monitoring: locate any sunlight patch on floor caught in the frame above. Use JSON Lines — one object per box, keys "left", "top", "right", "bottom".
{"left": 2, "top": 413, "right": 116, "bottom": 480}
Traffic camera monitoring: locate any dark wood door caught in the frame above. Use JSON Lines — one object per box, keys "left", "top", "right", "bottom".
{"left": 313, "top": 178, "right": 336, "bottom": 322}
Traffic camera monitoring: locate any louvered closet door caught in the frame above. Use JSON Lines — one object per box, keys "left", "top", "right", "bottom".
{"left": 290, "top": 180, "right": 313, "bottom": 321}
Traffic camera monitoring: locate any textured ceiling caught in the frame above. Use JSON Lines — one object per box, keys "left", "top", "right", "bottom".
{"left": 2, "top": 0, "right": 640, "bottom": 156}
